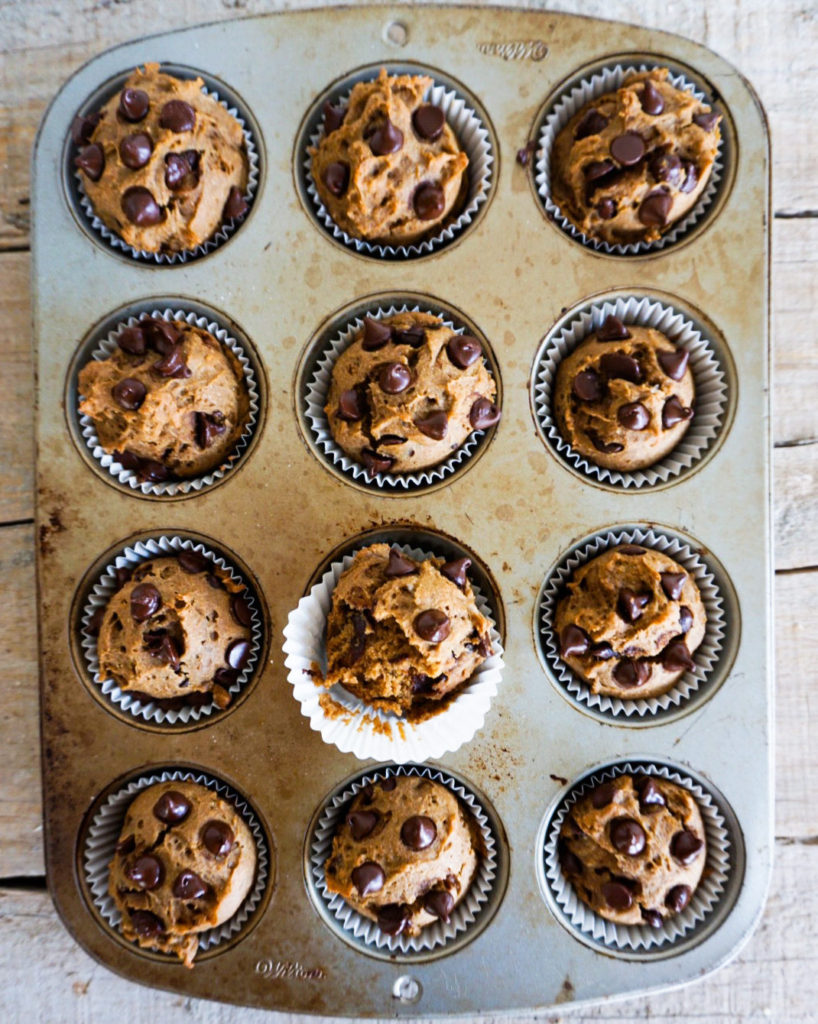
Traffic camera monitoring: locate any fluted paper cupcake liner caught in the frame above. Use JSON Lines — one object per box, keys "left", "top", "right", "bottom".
{"left": 283, "top": 543, "right": 505, "bottom": 762}
{"left": 535, "top": 63, "right": 724, "bottom": 255}
{"left": 533, "top": 295, "right": 728, "bottom": 488}
{"left": 309, "top": 764, "right": 498, "bottom": 954}
{"left": 304, "top": 304, "right": 496, "bottom": 491}
{"left": 540, "top": 761, "right": 731, "bottom": 951}
{"left": 83, "top": 768, "right": 269, "bottom": 957}
{"left": 75, "top": 77, "right": 259, "bottom": 264}
{"left": 80, "top": 535, "right": 263, "bottom": 726}
{"left": 539, "top": 527, "right": 725, "bottom": 718}
{"left": 305, "top": 77, "right": 493, "bottom": 258}
{"left": 78, "top": 308, "right": 259, "bottom": 497}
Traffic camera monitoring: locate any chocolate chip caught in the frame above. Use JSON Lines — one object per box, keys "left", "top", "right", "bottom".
{"left": 369, "top": 117, "right": 403, "bottom": 155}
{"left": 559, "top": 624, "right": 590, "bottom": 659}
{"left": 446, "top": 334, "right": 482, "bottom": 369}
{"left": 85, "top": 606, "right": 106, "bottom": 637}
{"left": 597, "top": 315, "right": 632, "bottom": 342}
{"left": 127, "top": 854, "right": 164, "bottom": 890}
{"left": 145, "top": 318, "right": 181, "bottom": 354}
{"left": 639, "top": 190, "right": 672, "bottom": 227}
{"left": 584, "top": 159, "right": 616, "bottom": 182}
{"left": 352, "top": 862, "right": 385, "bottom": 896}
{"left": 559, "top": 841, "right": 583, "bottom": 876}
{"left": 412, "top": 103, "right": 445, "bottom": 141}
{"left": 660, "top": 572, "right": 686, "bottom": 601}
{"left": 114, "top": 566, "right": 133, "bottom": 587}
{"left": 347, "top": 611, "right": 367, "bottom": 665}
{"left": 637, "top": 777, "right": 666, "bottom": 813}
{"left": 663, "top": 395, "right": 693, "bottom": 429}
{"left": 618, "top": 589, "right": 649, "bottom": 623}
{"left": 392, "top": 326, "right": 426, "bottom": 347}
{"left": 657, "top": 348, "right": 690, "bottom": 380}
{"left": 641, "top": 79, "right": 665, "bottom": 115}
{"left": 423, "top": 889, "right": 455, "bottom": 922}
{"left": 378, "top": 362, "right": 412, "bottom": 394}
{"left": 143, "top": 630, "right": 181, "bottom": 668}
{"left": 602, "top": 881, "right": 633, "bottom": 910}
{"left": 121, "top": 187, "right": 164, "bottom": 226}
{"left": 159, "top": 100, "right": 195, "bottom": 133}
{"left": 337, "top": 389, "right": 364, "bottom": 421}
{"left": 75, "top": 143, "right": 105, "bottom": 181}
{"left": 679, "top": 606, "right": 694, "bottom": 633}
{"left": 70, "top": 111, "right": 101, "bottom": 145}
{"left": 153, "top": 790, "right": 191, "bottom": 824}
{"left": 173, "top": 870, "right": 210, "bottom": 900}
{"left": 414, "top": 609, "right": 451, "bottom": 643}
{"left": 226, "top": 638, "right": 250, "bottom": 671}
{"left": 665, "top": 884, "right": 692, "bottom": 913}
{"left": 413, "top": 182, "right": 445, "bottom": 220}
{"left": 600, "top": 351, "right": 642, "bottom": 382}
{"left": 201, "top": 820, "right": 234, "bottom": 857}
{"left": 377, "top": 903, "right": 411, "bottom": 935}
{"left": 574, "top": 109, "right": 608, "bottom": 140}
{"left": 618, "top": 545, "right": 647, "bottom": 555}
{"left": 590, "top": 641, "right": 615, "bottom": 660}
{"left": 386, "top": 548, "right": 416, "bottom": 577}
{"left": 610, "top": 817, "right": 646, "bottom": 856}
{"left": 591, "top": 781, "right": 616, "bottom": 809}
{"left": 589, "top": 431, "right": 624, "bottom": 454}
{"left": 118, "top": 88, "right": 149, "bottom": 123}
{"left": 153, "top": 345, "right": 190, "bottom": 379}
{"left": 119, "top": 132, "right": 153, "bottom": 170}
{"left": 516, "top": 142, "right": 536, "bottom": 166}
{"left": 116, "top": 834, "right": 135, "bottom": 855}
{"left": 662, "top": 638, "right": 695, "bottom": 673}
{"left": 693, "top": 110, "right": 719, "bottom": 132}
{"left": 130, "top": 582, "right": 161, "bottom": 622}
{"left": 361, "top": 449, "right": 394, "bottom": 477}
{"left": 231, "top": 593, "right": 252, "bottom": 627}
{"left": 323, "top": 100, "right": 346, "bottom": 134}
{"left": 213, "top": 667, "right": 238, "bottom": 689}
{"left": 177, "top": 550, "right": 208, "bottom": 574}
{"left": 613, "top": 658, "right": 652, "bottom": 687}
{"left": 117, "top": 326, "right": 147, "bottom": 356}
{"left": 611, "top": 132, "right": 645, "bottom": 166}
{"left": 130, "top": 909, "right": 164, "bottom": 937}
{"left": 195, "top": 411, "right": 226, "bottom": 449}
{"left": 379, "top": 434, "right": 407, "bottom": 446}
{"left": 323, "top": 161, "right": 349, "bottom": 197}
{"left": 164, "top": 152, "right": 194, "bottom": 190}
{"left": 469, "top": 397, "right": 501, "bottom": 430}
{"left": 411, "top": 672, "right": 436, "bottom": 694}
{"left": 362, "top": 317, "right": 392, "bottom": 351}
{"left": 401, "top": 815, "right": 437, "bottom": 850}
{"left": 223, "top": 185, "right": 248, "bottom": 221}
{"left": 441, "top": 557, "right": 471, "bottom": 589}
{"left": 415, "top": 411, "right": 448, "bottom": 440}
{"left": 347, "top": 810, "right": 379, "bottom": 840}
{"left": 617, "top": 402, "right": 650, "bottom": 430}
{"left": 670, "top": 829, "right": 703, "bottom": 865}
{"left": 642, "top": 907, "right": 664, "bottom": 928}
{"left": 681, "top": 160, "right": 699, "bottom": 193}
{"left": 597, "top": 198, "right": 617, "bottom": 219}
{"left": 649, "top": 151, "right": 683, "bottom": 187}
{"left": 573, "top": 369, "right": 602, "bottom": 401}
{"left": 380, "top": 776, "right": 397, "bottom": 791}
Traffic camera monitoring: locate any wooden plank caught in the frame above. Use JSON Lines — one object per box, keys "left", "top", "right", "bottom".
{"left": 0, "top": 251, "right": 33, "bottom": 523}
{"left": 775, "top": 443, "right": 818, "bottom": 572}
{"left": 2, "top": 839, "right": 816, "bottom": 1022}
{"left": 0, "top": 0, "right": 816, "bottom": 250}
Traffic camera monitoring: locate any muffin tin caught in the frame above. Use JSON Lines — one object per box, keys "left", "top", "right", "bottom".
{"left": 33, "top": 6, "right": 771, "bottom": 1017}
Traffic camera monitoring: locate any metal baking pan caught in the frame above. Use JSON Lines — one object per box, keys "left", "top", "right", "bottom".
{"left": 33, "top": 5, "right": 771, "bottom": 1016}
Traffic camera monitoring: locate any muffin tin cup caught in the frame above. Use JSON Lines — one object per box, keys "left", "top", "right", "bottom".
{"left": 82, "top": 767, "right": 270, "bottom": 958}
{"left": 532, "top": 295, "right": 728, "bottom": 489}
{"left": 283, "top": 542, "right": 505, "bottom": 762}
{"left": 540, "top": 761, "right": 732, "bottom": 953}
{"left": 305, "top": 77, "right": 493, "bottom": 259}
{"left": 308, "top": 764, "right": 498, "bottom": 955}
{"left": 304, "top": 303, "right": 495, "bottom": 491}
{"left": 80, "top": 535, "right": 263, "bottom": 726}
{"left": 538, "top": 526, "right": 725, "bottom": 718}
{"left": 74, "top": 76, "right": 259, "bottom": 264}
{"left": 78, "top": 308, "right": 260, "bottom": 497}
{"left": 534, "top": 63, "right": 724, "bottom": 256}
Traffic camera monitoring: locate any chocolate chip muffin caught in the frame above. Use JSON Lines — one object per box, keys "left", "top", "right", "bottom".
{"left": 94, "top": 552, "right": 254, "bottom": 707}
{"left": 324, "top": 774, "right": 480, "bottom": 937}
{"left": 325, "top": 312, "right": 499, "bottom": 477}
{"left": 108, "top": 780, "right": 257, "bottom": 967}
{"left": 71, "top": 63, "right": 249, "bottom": 254}
{"left": 559, "top": 773, "right": 706, "bottom": 928}
{"left": 553, "top": 315, "right": 694, "bottom": 472}
{"left": 78, "top": 316, "right": 250, "bottom": 484}
{"left": 310, "top": 68, "right": 468, "bottom": 244}
{"left": 325, "top": 543, "right": 493, "bottom": 718}
{"left": 554, "top": 544, "right": 706, "bottom": 700}
{"left": 551, "top": 68, "right": 721, "bottom": 245}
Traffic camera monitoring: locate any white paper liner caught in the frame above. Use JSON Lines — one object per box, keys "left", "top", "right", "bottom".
{"left": 539, "top": 527, "right": 725, "bottom": 718}
{"left": 83, "top": 768, "right": 269, "bottom": 959}
{"left": 535, "top": 63, "right": 724, "bottom": 255}
{"left": 309, "top": 764, "right": 498, "bottom": 953}
{"left": 283, "top": 543, "right": 505, "bottom": 763}
{"left": 74, "top": 77, "right": 259, "bottom": 264}
{"left": 77, "top": 308, "right": 259, "bottom": 497}
{"left": 533, "top": 295, "right": 728, "bottom": 488}
{"left": 304, "top": 304, "right": 496, "bottom": 491}
{"left": 80, "top": 535, "right": 263, "bottom": 726}
{"left": 542, "top": 761, "right": 731, "bottom": 951}
{"left": 305, "top": 76, "right": 493, "bottom": 258}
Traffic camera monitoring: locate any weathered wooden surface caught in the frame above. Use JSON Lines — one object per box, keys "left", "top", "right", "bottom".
{"left": 1, "top": 0, "right": 816, "bottom": 1020}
